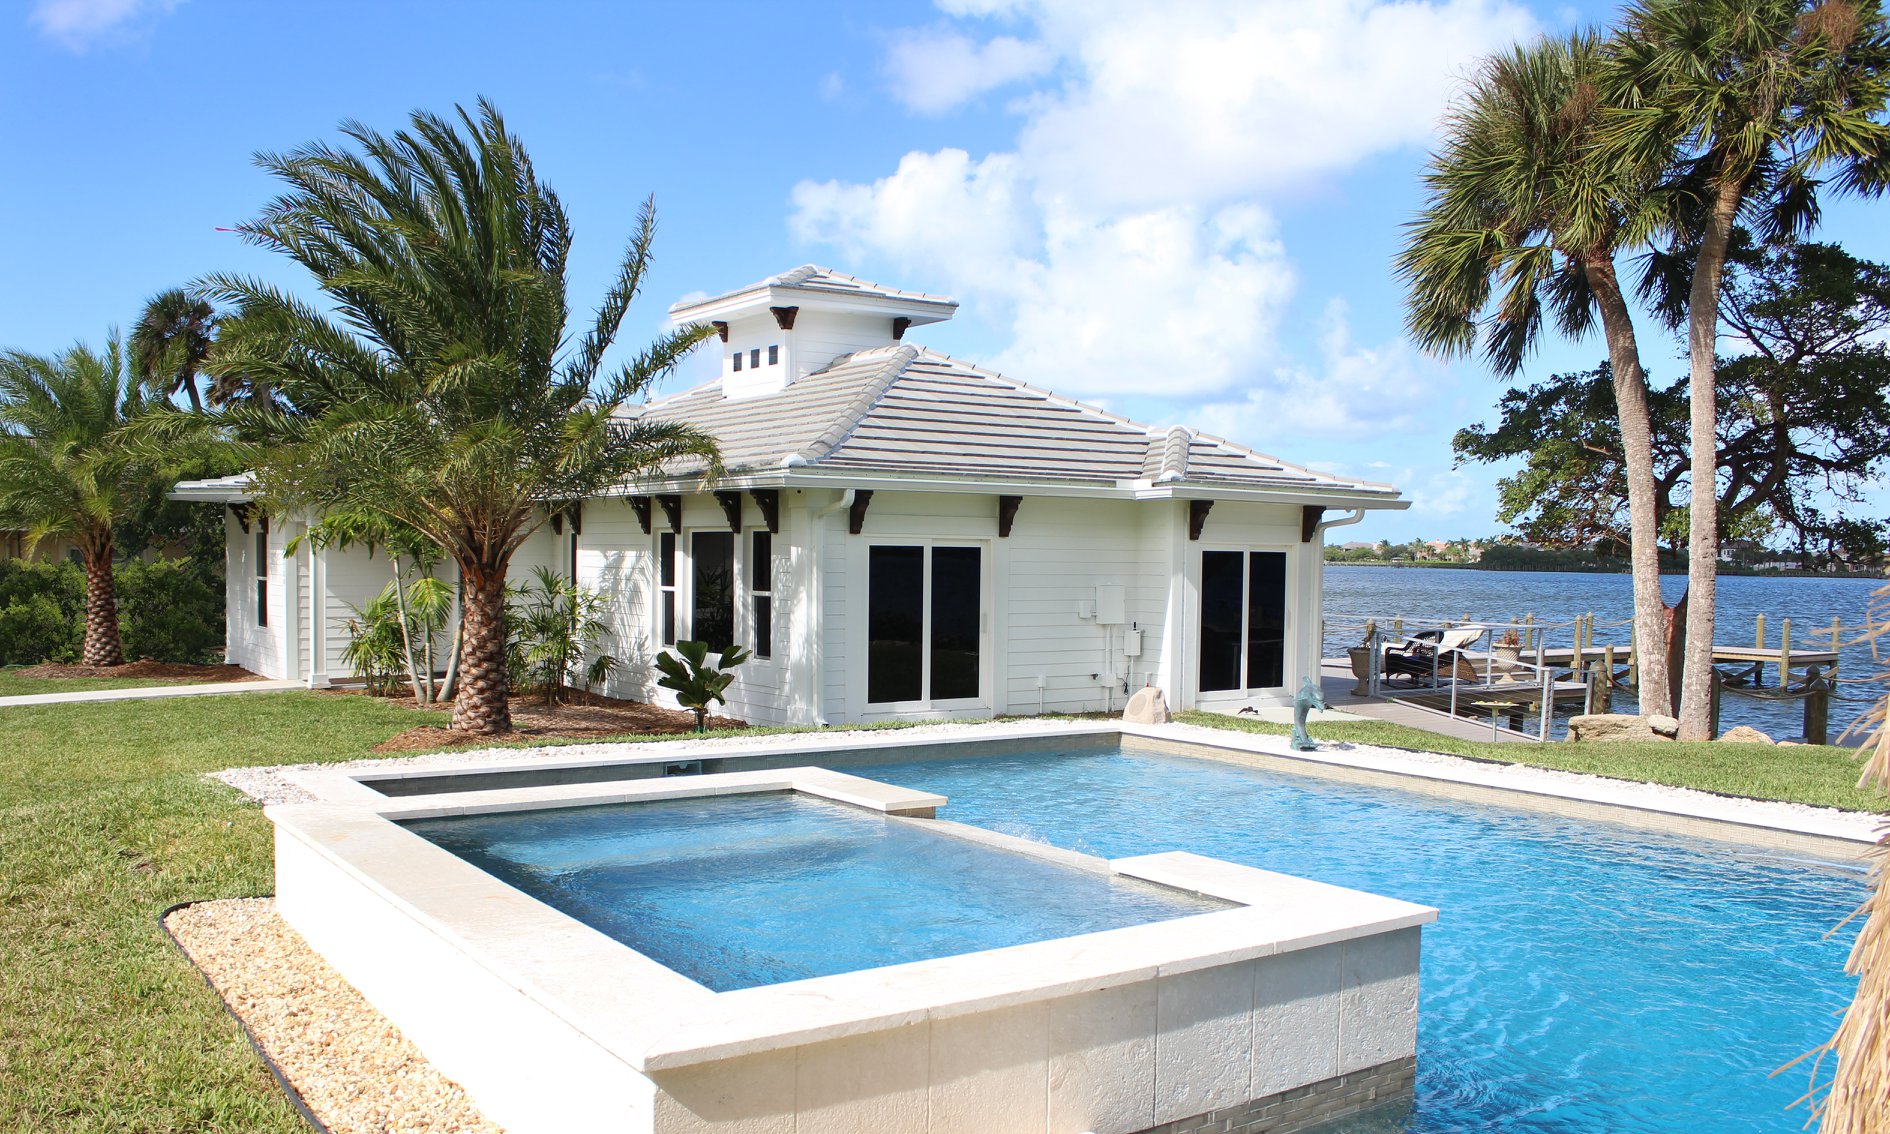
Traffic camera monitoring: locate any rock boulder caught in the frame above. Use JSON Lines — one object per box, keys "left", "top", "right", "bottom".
{"left": 1719, "top": 725, "right": 1776, "bottom": 745}
{"left": 1122, "top": 686, "right": 1170, "bottom": 725}
{"left": 1567, "top": 714, "right": 1668, "bottom": 742}
{"left": 1647, "top": 714, "right": 1680, "bottom": 738}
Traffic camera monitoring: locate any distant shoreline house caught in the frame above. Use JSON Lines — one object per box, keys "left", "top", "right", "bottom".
{"left": 172, "top": 267, "right": 1408, "bottom": 724}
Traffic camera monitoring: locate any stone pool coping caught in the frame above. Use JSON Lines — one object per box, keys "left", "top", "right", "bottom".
{"left": 235, "top": 717, "right": 1884, "bottom": 856}
{"left": 269, "top": 765, "right": 1437, "bottom": 1072}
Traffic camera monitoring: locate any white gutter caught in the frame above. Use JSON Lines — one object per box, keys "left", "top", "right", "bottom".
{"left": 1312, "top": 508, "right": 1367, "bottom": 538}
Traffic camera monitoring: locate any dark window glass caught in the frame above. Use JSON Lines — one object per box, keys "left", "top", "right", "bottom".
{"left": 868, "top": 546, "right": 924, "bottom": 703}
{"left": 659, "top": 532, "right": 676, "bottom": 585}
{"left": 751, "top": 531, "right": 771, "bottom": 592}
{"left": 255, "top": 529, "right": 268, "bottom": 627}
{"left": 749, "top": 348, "right": 761, "bottom": 369}
{"left": 662, "top": 593, "right": 676, "bottom": 646}
{"left": 768, "top": 344, "right": 779, "bottom": 365}
{"left": 930, "top": 546, "right": 981, "bottom": 700}
{"left": 1247, "top": 552, "right": 1287, "bottom": 688}
{"left": 691, "top": 531, "right": 735, "bottom": 654}
{"left": 753, "top": 595, "right": 772, "bottom": 660}
{"left": 1198, "top": 551, "right": 1243, "bottom": 692}
{"left": 732, "top": 351, "right": 742, "bottom": 372}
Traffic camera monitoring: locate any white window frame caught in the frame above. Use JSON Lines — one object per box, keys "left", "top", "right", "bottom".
{"left": 1194, "top": 543, "right": 1294, "bottom": 697}
{"left": 857, "top": 537, "right": 992, "bottom": 713}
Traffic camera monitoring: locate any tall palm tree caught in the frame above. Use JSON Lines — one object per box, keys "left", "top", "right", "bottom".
{"left": 0, "top": 338, "right": 159, "bottom": 666}
{"left": 130, "top": 288, "right": 215, "bottom": 413}
{"left": 1400, "top": 32, "right": 1679, "bottom": 716}
{"left": 1601, "top": 0, "right": 1890, "bottom": 738}
{"left": 203, "top": 100, "right": 717, "bottom": 734}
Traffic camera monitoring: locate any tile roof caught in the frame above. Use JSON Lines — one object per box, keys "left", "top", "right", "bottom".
{"left": 631, "top": 347, "right": 1397, "bottom": 501}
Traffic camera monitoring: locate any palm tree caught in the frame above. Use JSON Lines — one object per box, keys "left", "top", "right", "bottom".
{"left": 1600, "top": 0, "right": 1890, "bottom": 738}
{"left": 1400, "top": 32, "right": 1679, "bottom": 717}
{"left": 203, "top": 100, "right": 717, "bottom": 733}
{"left": 0, "top": 338, "right": 161, "bottom": 666}
{"left": 130, "top": 289, "right": 215, "bottom": 413}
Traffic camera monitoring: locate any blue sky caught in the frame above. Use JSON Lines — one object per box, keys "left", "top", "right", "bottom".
{"left": 5, "top": 0, "right": 1887, "bottom": 543}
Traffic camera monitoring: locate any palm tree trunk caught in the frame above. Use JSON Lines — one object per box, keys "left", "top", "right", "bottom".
{"left": 1676, "top": 182, "right": 1743, "bottom": 740}
{"left": 451, "top": 559, "right": 511, "bottom": 734}
{"left": 1586, "top": 256, "right": 1672, "bottom": 718}
{"left": 80, "top": 533, "right": 124, "bottom": 667}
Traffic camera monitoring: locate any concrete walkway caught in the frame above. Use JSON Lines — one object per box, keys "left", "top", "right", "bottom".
{"left": 0, "top": 679, "right": 302, "bottom": 708}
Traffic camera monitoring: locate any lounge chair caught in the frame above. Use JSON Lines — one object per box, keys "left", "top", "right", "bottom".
{"left": 1381, "top": 626, "right": 1489, "bottom": 687}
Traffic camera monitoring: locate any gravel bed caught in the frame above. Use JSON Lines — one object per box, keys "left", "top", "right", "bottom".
{"left": 165, "top": 898, "right": 501, "bottom": 1134}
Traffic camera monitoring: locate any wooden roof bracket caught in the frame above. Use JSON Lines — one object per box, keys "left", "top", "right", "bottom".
{"left": 714, "top": 491, "right": 743, "bottom": 532}
{"left": 998, "top": 495, "right": 1022, "bottom": 538}
{"left": 658, "top": 494, "right": 683, "bottom": 534}
{"left": 891, "top": 316, "right": 911, "bottom": 341}
{"left": 1188, "top": 499, "right": 1213, "bottom": 541}
{"left": 1301, "top": 505, "right": 1324, "bottom": 543}
{"left": 629, "top": 496, "right": 652, "bottom": 535}
{"left": 229, "top": 502, "right": 255, "bottom": 533}
{"left": 770, "top": 306, "right": 798, "bottom": 330}
{"left": 750, "top": 489, "right": 780, "bottom": 534}
{"left": 848, "top": 489, "right": 875, "bottom": 535}
{"left": 711, "top": 321, "right": 729, "bottom": 342}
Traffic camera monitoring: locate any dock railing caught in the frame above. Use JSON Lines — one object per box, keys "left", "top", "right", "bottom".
{"left": 1355, "top": 622, "right": 1563, "bottom": 741}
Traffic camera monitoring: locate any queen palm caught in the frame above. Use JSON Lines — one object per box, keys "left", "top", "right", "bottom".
{"left": 1601, "top": 0, "right": 1890, "bottom": 738}
{"left": 1400, "top": 32, "right": 1678, "bottom": 716}
{"left": 204, "top": 100, "right": 717, "bottom": 734}
{"left": 0, "top": 338, "right": 160, "bottom": 666}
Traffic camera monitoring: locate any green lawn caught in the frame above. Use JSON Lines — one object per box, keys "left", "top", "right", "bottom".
{"left": 1174, "top": 710, "right": 1890, "bottom": 813}
{"left": 0, "top": 670, "right": 184, "bottom": 697}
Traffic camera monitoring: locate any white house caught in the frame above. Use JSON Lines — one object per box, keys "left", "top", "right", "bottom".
{"left": 171, "top": 266, "right": 1407, "bottom": 725}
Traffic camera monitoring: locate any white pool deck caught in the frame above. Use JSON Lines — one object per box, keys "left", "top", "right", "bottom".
{"left": 267, "top": 717, "right": 1884, "bottom": 856}
{"left": 271, "top": 765, "right": 1436, "bottom": 1134}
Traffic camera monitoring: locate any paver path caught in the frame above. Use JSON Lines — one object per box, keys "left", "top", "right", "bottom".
{"left": 0, "top": 678, "right": 302, "bottom": 708}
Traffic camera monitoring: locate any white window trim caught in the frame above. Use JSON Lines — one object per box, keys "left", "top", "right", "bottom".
{"left": 1194, "top": 543, "right": 1295, "bottom": 698}
{"left": 856, "top": 537, "right": 993, "bottom": 713}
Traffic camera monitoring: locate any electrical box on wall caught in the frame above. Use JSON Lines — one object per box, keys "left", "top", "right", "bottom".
{"left": 1096, "top": 585, "right": 1126, "bottom": 625}
{"left": 1122, "top": 628, "right": 1143, "bottom": 657}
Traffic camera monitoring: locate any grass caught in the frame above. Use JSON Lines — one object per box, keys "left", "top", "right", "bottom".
{"left": 0, "top": 670, "right": 181, "bottom": 697}
{"left": 4, "top": 690, "right": 1882, "bottom": 1130}
{"left": 0, "top": 692, "right": 447, "bottom": 1133}
{"left": 1174, "top": 710, "right": 1890, "bottom": 813}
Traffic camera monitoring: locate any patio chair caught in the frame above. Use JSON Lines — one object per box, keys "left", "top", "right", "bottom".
{"left": 1381, "top": 626, "right": 1489, "bottom": 687}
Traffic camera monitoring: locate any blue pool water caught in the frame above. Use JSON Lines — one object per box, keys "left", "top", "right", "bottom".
{"left": 841, "top": 746, "right": 1869, "bottom": 1134}
{"left": 402, "top": 791, "right": 1230, "bottom": 992}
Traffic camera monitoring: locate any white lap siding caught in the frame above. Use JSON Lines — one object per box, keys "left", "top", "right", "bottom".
{"left": 223, "top": 510, "right": 288, "bottom": 679}
{"left": 574, "top": 498, "right": 656, "bottom": 703}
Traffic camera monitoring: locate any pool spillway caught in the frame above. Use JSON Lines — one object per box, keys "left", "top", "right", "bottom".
{"left": 269, "top": 765, "right": 1436, "bottom": 1134}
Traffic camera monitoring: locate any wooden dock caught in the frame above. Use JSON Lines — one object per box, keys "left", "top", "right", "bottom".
{"left": 1317, "top": 662, "right": 1545, "bottom": 744}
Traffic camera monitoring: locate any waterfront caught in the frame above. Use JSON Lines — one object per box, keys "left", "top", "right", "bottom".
{"left": 1322, "top": 566, "right": 1885, "bottom": 741}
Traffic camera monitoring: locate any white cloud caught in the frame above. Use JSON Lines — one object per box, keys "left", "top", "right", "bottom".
{"left": 1184, "top": 300, "right": 1448, "bottom": 441}
{"left": 790, "top": 0, "right": 1536, "bottom": 412}
{"left": 29, "top": 0, "right": 180, "bottom": 50}
{"left": 885, "top": 31, "right": 1055, "bottom": 114}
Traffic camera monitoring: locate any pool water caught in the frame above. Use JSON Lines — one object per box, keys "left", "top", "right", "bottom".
{"left": 402, "top": 791, "right": 1230, "bottom": 992}
{"left": 843, "top": 746, "right": 1869, "bottom": 1134}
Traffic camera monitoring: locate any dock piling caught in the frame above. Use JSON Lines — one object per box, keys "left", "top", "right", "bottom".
{"left": 1803, "top": 666, "right": 1830, "bottom": 746}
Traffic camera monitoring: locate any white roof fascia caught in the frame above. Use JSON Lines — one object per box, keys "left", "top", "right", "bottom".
{"left": 167, "top": 476, "right": 256, "bottom": 504}
{"left": 671, "top": 285, "right": 957, "bottom": 327}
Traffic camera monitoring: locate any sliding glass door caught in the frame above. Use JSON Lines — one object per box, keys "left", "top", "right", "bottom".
{"left": 1198, "top": 549, "right": 1287, "bottom": 693}
{"left": 867, "top": 543, "right": 983, "bottom": 706}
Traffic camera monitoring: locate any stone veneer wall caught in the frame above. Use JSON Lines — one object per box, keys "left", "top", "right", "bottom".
{"left": 1138, "top": 1056, "right": 1416, "bottom": 1134}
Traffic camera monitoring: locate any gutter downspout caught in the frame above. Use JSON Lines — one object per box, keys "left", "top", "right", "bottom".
{"left": 805, "top": 489, "right": 857, "bottom": 726}
{"left": 1309, "top": 509, "right": 1366, "bottom": 682}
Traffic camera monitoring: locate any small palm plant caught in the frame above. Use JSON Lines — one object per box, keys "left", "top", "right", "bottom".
{"left": 507, "top": 566, "right": 618, "bottom": 705}
{"left": 654, "top": 640, "right": 751, "bottom": 732}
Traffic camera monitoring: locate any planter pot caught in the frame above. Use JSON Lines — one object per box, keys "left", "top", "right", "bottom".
{"left": 1347, "top": 646, "right": 1374, "bottom": 695}
{"left": 1492, "top": 644, "right": 1522, "bottom": 683}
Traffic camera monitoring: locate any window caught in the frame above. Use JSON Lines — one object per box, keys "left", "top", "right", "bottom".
{"left": 254, "top": 522, "right": 268, "bottom": 627}
{"left": 750, "top": 530, "right": 773, "bottom": 659}
{"left": 658, "top": 532, "right": 677, "bottom": 645}
{"left": 868, "top": 544, "right": 982, "bottom": 704}
{"left": 691, "top": 531, "right": 735, "bottom": 655}
{"left": 767, "top": 344, "right": 779, "bottom": 366}
{"left": 749, "top": 348, "right": 761, "bottom": 369}
{"left": 732, "top": 351, "right": 743, "bottom": 372}
{"left": 1198, "top": 550, "right": 1287, "bottom": 692}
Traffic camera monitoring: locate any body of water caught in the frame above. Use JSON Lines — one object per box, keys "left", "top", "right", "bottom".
{"left": 1322, "top": 566, "right": 1884, "bottom": 740}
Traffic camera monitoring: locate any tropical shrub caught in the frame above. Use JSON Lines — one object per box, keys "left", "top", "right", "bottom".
{"left": 654, "top": 640, "right": 751, "bottom": 732}
{"left": 0, "top": 557, "right": 221, "bottom": 665}
{"left": 338, "top": 573, "right": 455, "bottom": 701}
{"left": 505, "top": 567, "right": 618, "bottom": 705}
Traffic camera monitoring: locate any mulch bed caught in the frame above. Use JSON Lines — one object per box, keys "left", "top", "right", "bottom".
{"left": 368, "top": 690, "right": 746, "bottom": 752}
{"left": 13, "top": 660, "right": 261, "bottom": 682}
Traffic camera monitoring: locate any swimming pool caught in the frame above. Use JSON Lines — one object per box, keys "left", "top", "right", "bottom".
{"left": 402, "top": 791, "right": 1232, "bottom": 992}
{"left": 838, "top": 746, "right": 1867, "bottom": 1134}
